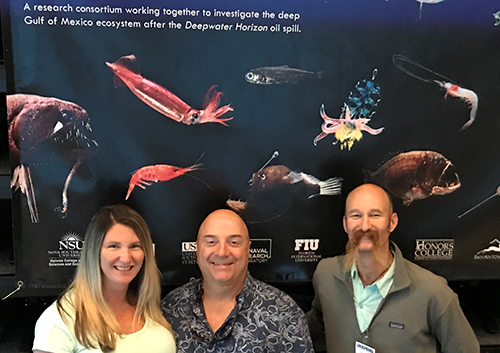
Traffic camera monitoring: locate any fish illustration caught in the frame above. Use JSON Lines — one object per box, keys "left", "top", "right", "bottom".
{"left": 227, "top": 165, "right": 342, "bottom": 222}
{"left": 106, "top": 55, "right": 233, "bottom": 126}
{"left": 7, "top": 94, "right": 98, "bottom": 222}
{"left": 365, "top": 151, "right": 460, "bottom": 205}
{"left": 245, "top": 65, "right": 322, "bottom": 85}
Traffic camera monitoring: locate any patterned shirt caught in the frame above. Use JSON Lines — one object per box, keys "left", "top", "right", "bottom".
{"left": 161, "top": 274, "right": 314, "bottom": 353}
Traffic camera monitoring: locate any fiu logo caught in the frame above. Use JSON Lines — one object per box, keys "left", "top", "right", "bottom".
{"left": 294, "top": 239, "right": 319, "bottom": 251}
{"left": 59, "top": 232, "right": 84, "bottom": 251}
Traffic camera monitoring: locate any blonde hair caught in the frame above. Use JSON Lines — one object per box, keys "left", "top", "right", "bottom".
{"left": 57, "top": 205, "right": 172, "bottom": 352}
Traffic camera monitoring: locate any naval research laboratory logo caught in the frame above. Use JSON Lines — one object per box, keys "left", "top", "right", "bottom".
{"left": 291, "top": 239, "right": 321, "bottom": 263}
{"left": 474, "top": 239, "right": 500, "bottom": 260}
{"left": 181, "top": 239, "right": 272, "bottom": 265}
{"left": 48, "top": 231, "right": 84, "bottom": 267}
{"left": 414, "top": 239, "right": 454, "bottom": 260}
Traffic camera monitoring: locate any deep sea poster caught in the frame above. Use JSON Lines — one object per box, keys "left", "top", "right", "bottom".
{"left": 3, "top": 0, "right": 500, "bottom": 293}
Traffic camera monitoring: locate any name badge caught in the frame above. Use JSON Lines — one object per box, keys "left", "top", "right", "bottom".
{"left": 355, "top": 341, "right": 375, "bottom": 353}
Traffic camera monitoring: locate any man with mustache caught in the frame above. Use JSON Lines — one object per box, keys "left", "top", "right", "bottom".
{"left": 307, "top": 183, "right": 479, "bottom": 353}
{"left": 162, "top": 209, "right": 314, "bottom": 353}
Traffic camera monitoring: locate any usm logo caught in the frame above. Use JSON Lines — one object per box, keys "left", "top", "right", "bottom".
{"left": 182, "top": 242, "right": 197, "bottom": 252}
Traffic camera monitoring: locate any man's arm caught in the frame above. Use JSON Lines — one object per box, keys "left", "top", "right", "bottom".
{"left": 306, "top": 292, "right": 326, "bottom": 353}
{"left": 430, "top": 293, "right": 480, "bottom": 353}
{"left": 276, "top": 293, "right": 315, "bottom": 353}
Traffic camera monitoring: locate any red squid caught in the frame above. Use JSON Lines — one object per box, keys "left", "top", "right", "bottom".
{"left": 106, "top": 55, "right": 233, "bottom": 126}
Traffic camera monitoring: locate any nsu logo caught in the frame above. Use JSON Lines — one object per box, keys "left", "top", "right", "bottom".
{"left": 294, "top": 239, "right": 319, "bottom": 251}
{"left": 59, "top": 232, "right": 84, "bottom": 251}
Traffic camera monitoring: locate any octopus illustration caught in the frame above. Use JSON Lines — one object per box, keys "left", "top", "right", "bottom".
{"left": 7, "top": 94, "right": 98, "bottom": 222}
{"left": 314, "top": 69, "right": 384, "bottom": 150}
{"left": 107, "top": 55, "right": 233, "bottom": 126}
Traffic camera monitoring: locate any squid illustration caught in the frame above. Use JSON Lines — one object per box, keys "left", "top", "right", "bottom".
{"left": 106, "top": 55, "right": 233, "bottom": 126}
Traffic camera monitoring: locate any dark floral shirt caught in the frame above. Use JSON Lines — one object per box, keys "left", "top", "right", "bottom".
{"left": 161, "top": 274, "right": 314, "bottom": 353}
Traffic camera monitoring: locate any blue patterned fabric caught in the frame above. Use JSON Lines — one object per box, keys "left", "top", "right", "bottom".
{"left": 161, "top": 274, "right": 314, "bottom": 353}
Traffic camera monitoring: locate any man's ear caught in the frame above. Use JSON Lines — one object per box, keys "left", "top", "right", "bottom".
{"left": 343, "top": 215, "right": 348, "bottom": 233}
{"left": 389, "top": 213, "right": 398, "bottom": 232}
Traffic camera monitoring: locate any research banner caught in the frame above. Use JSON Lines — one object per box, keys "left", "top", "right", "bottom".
{"left": 3, "top": 0, "right": 500, "bottom": 293}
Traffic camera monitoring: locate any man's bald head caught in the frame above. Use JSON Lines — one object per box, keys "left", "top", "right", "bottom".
{"left": 197, "top": 209, "right": 249, "bottom": 241}
{"left": 345, "top": 183, "right": 394, "bottom": 215}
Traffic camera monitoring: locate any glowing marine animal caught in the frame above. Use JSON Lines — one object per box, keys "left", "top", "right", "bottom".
{"left": 434, "top": 81, "right": 478, "bottom": 130}
{"left": 126, "top": 163, "right": 201, "bottom": 200}
{"left": 313, "top": 104, "right": 384, "bottom": 150}
{"left": 106, "top": 55, "right": 233, "bottom": 126}
{"left": 416, "top": 0, "right": 445, "bottom": 20}
{"left": 495, "top": 11, "right": 500, "bottom": 26}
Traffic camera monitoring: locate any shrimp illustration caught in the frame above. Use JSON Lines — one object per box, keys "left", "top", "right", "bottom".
{"left": 126, "top": 162, "right": 201, "bottom": 200}
{"left": 393, "top": 55, "right": 479, "bottom": 131}
{"left": 435, "top": 81, "right": 478, "bottom": 130}
{"left": 107, "top": 55, "right": 233, "bottom": 126}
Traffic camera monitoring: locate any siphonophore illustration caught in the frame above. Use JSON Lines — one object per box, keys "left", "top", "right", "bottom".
{"left": 314, "top": 69, "right": 384, "bottom": 150}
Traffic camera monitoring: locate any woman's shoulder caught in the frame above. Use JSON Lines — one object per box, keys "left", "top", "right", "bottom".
{"left": 33, "top": 298, "right": 80, "bottom": 352}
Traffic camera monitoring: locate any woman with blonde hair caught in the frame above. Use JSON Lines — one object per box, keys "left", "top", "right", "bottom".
{"left": 33, "top": 204, "right": 175, "bottom": 352}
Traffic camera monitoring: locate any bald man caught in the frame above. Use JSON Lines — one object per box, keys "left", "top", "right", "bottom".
{"left": 307, "top": 184, "right": 479, "bottom": 353}
{"left": 162, "top": 209, "right": 314, "bottom": 353}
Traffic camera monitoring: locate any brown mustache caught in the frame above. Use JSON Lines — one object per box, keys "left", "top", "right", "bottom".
{"left": 351, "top": 229, "right": 379, "bottom": 246}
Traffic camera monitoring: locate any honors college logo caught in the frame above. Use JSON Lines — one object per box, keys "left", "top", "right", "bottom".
{"left": 414, "top": 239, "right": 454, "bottom": 260}
{"left": 473, "top": 239, "right": 500, "bottom": 260}
{"left": 48, "top": 232, "right": 83, "bottom": 267}
{"left": 291, "top": 239, "right": 321, "bottom": 263}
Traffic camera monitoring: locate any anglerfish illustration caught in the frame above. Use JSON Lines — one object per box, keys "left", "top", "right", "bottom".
{"left": 227, "top": 165, "right": 342, "bottom": 222}
{"left": 365, "top": 151, "right": 460, "bottom": 205}
{"left": 7, "top": 94, "right": 98, "bottom": 222}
